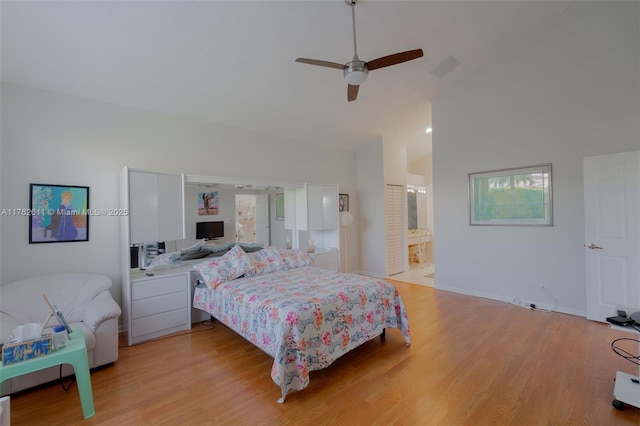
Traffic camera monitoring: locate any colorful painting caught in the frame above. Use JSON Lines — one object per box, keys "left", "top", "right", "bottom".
{"left": 198, "top": 191, "right": 219, "bottom": 215}
{"left": 29, "top": 184, "right": 89, "bottom": 243}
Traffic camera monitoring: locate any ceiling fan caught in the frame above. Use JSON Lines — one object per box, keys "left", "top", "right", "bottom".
{"left": 296, "top": 0, "right": 423, "bottom": 102}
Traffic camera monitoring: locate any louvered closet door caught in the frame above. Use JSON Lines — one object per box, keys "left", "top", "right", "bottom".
{"left": 385, "top": 184, "right": 405, "bottom": 275}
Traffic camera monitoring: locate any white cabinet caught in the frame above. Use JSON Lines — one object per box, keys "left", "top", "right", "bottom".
{"left": 129, "top": 270, "right": 191, "bottom": 344}
{"left": 121, "top": 166, "right": 188, "bottom": 346}
{"left": 305, "top": 184, "right": 340, "bottom": 253}
{"left": 128, "top": 169, "right": 185, "bottom": 244}
{"left": 310, "top": 248, "right": 340, "bottom": 272}
{"left": 307, "top": 185, "right": 339, "bottom": 231}
{"left": 284, "top": 184, "right": 340, "bottom": 257}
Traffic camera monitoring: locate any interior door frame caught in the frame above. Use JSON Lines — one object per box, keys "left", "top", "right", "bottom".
{"left": 584, "top": 150, "right": 640, "bottom": 321}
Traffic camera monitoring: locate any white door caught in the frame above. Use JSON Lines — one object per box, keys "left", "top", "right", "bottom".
{"left": 584, "top": 150, "right": 640, "bottom": 321}
{"left": 255, "top": 193, "right": 270, "bottom": 247}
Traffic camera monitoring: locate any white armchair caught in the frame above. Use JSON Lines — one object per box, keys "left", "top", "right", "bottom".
{"left": 1, "top": 273, "right": 121, "bottom": 395}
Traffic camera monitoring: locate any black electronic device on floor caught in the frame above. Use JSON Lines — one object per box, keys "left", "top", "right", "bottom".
{"left": 606, "top": 315, "right": 635, "bottom": 326}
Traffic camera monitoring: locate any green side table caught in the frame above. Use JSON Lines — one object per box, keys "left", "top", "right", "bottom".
{"left": 0, "top": 329, "right": 95, "bottom": 419}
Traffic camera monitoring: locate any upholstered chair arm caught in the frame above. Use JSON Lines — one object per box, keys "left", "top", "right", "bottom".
{"left": 81, "top": 291, "right": 122, "bottom": 332}
{"left": 1, "top": 312, "right": 20, "bottom": 341}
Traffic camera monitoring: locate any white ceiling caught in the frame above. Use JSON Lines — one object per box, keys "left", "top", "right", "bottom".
{"left": 1, "top": 1, "right": 574, "bottom": 161}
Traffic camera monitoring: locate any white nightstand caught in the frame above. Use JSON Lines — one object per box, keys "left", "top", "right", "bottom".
{"left": 129, "top": 268, "right": 191, "bottom": 344}
{"left": 309, "top": 248, "right": 340, "bottom": 272}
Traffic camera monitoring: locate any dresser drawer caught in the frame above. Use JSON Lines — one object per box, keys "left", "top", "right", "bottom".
{"left": 132, "top": 292, "right": 187, "bottom": 319}
{"left": 132, "top": 274, "right": 188, "bottom": 300}
{"left": 131, "top": 309, "right": 189, "bottom": 338}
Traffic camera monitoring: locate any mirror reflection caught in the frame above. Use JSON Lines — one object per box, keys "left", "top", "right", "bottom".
{"left": 407, "top": 185, "right": 427, "bottom": 231}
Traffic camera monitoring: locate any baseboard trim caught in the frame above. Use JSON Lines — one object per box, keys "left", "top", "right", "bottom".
{"left": 435, "top": 284, "right": 587, "bottom": 318}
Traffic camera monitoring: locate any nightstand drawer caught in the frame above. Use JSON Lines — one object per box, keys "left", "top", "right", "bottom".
{"left": 132, "top": 274, "right": 187, "bottom": 300}
{"left": 131, "top": 309, "right": 189, "bottom": 338}
{"left": 132, "top": 292, "right": 187, "bottom": 319}
{"left": 311, "top": 250, "right": 339, "bottom": 272}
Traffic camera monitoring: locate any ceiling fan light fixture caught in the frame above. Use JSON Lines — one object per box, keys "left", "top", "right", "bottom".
{"left": 343, "top": 60, "right": 369, "bottom": 85}
{"left": 344, "top": 70, "right": 368, "bottom": 85}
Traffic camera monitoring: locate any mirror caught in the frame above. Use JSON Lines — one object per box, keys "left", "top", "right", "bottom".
{"left": 173, "top": 175, "right": 304, "bottom": 252}
{"left": 407, "top": 185, "right": 427, "bottom": 231}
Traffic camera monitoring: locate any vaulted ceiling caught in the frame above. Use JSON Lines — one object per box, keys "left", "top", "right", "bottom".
{"left": 1, "top": 1, "right": 574, "bottom": 162}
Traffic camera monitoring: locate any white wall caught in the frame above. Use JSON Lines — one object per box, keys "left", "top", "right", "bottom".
{"left": 356, "top": 139, "right": 385, "bottom": 277}
{"left": 432, "top": 2, "right": 640, "bottom": 316}
{"left": 0, "top": 83, "right": 358, "bottom": 308}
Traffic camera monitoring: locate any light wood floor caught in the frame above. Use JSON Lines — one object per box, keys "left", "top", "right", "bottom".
{"left": 6, "top": 281, "right": 640, "bottom": 425}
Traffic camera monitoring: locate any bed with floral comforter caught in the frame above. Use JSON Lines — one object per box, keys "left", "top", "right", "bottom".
{"left": 193, "top": 266, "right": 411, "bottom": 402}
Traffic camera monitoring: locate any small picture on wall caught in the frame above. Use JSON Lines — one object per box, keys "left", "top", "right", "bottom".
{"left": 29, "top": 183, "right": 89, "bottom": 243}
{"left": 339, "top": 193, "right": 349, "bottom": 212}
{"left": 198, "top": 191, "right": 219, "bottom": 215}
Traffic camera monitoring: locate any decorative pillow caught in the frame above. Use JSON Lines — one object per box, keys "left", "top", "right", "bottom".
{"left": 193, "top": 244, "right": 253, "bottom": 289}
{"left": 245, "top": 246, "right": 287, "bottom": 277}
{"left": 207, "top": 241, "right": 236, "bottom": 254}
{"left": 279, "top": 249, "right": 312, "bottom": 269}
{"left": 180, "top": 248, "right": 213, "bottom": 261}
{"left": 149, "top": 252, "right": 181, "bottom": 267}
{"left": 181, "top": 239, "right": 206, "bottom": 255}
{"left": 238, "top": 242, "right": 265, "bottom": 253}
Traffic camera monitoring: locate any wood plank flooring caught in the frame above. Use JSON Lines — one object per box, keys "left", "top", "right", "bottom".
{"left": 6, "top": 281, "right": 640, "bottom": 425}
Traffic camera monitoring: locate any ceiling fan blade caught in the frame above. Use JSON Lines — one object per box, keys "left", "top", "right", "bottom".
{"left": 347, "top": 84, "right": 359, "bottom": 102}
{"left": 295, "top": 58, "right": 345, "bottom": 70}
{"left": 367, "top": 49, "right": 424, "bottom": 71}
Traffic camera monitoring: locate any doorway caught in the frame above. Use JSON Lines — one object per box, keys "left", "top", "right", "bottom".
{"left": 235, "top": 193, "right": 270, "bottom": 246}
{"left": 407, "top": 184, "right": 434, "bottom": 285}
{"left": 584, "top": 150, "right": 640, "bottom": 321}
{"left": 235, "top": 194, "right": 256, "bottom": 243}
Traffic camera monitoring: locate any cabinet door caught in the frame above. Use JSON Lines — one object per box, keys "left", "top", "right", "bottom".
{"left": 307, "top": 185, "right": 339, "bottom": 231}
{"left": 307, "top": 185, "right": 325, "bottom": 230}
{"left": 322, "top": 186, "right": 339, "bottom": 230}
{"left": 129, "top": 171, "right": 159, "bottom": 244}
{"left": 157, "top": 173, "right": 185, "bottom": 241}
{"left": 129, "top": 171, "right": 185, "bottom": 244}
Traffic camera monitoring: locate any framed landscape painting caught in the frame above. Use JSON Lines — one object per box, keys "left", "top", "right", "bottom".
{"left": 29, "top": 183, "right": 90, "bottom": 243}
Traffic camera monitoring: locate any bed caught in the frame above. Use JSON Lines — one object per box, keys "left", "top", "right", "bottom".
{"left": 191, "top": 246, "right": 411, "bottom": 403}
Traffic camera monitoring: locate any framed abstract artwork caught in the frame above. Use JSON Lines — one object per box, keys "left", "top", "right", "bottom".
{"left": 29, "top": 183, "right": 90, "bottom": 243}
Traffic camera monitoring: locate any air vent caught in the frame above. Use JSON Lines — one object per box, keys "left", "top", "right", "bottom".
{"left": 430, "top": 55, "right": 460, "bottom": 79}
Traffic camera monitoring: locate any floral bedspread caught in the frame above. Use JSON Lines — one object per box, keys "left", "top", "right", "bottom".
{"left": 193, "top": 266, "right": 411, "bottom": 401}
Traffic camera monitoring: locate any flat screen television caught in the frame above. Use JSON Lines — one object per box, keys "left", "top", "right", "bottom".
{"left": 196, "top": 221, "right": 224, "bottom": 241}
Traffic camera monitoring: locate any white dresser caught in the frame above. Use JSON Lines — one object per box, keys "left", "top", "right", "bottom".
{"left": 129, "top": 269, "right": 191, "bottom": 344}
{"left": 121, "top": 166, "right": 187, "bottom": 345}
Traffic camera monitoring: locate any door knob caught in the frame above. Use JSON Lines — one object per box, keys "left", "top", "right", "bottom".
{"left": 587, "top": 243, "right": 603, "bottom": 250}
